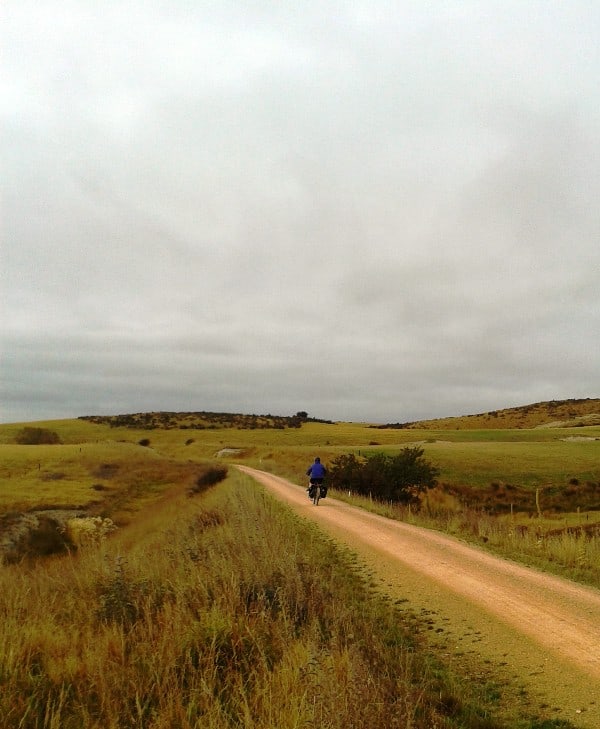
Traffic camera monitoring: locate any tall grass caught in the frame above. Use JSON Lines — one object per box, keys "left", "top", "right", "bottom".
{"left": 0, "top": 472, "right": 539, "bottom": 729}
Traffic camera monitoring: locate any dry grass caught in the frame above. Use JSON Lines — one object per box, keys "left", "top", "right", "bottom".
{"left": 0, "top": 441, "right": 202, "bottom": 516}
{"left": 0, "top": 472, "right": 521, "bottom": 729}
{"left": 397, "top": 398, "right": 600, "bottom": 430}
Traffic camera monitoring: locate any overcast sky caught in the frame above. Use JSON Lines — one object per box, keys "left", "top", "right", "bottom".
{"left": 1, "top": 1, "right": 599, "bottom": 425}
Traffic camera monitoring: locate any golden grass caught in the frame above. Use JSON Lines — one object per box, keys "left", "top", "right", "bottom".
{"left": 404, "top": 397, "right": 600, "bottom": 429}
{"left": 0, "top": 473, "right": 523, "bottom": 728}
{"left": 0, "top": 440, "right": 204, "bottom": 517}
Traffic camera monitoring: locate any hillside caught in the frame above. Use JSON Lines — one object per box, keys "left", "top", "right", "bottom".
{"left": 376, "top": 397, "right": 600, "bottom": 430}
{"left": 79, "top": 411, "right": 333, "bottom": 430}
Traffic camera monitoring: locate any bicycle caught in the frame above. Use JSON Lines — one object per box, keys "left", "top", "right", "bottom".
{"left": 308, "top": 481, "right": 326, "bottom": 505}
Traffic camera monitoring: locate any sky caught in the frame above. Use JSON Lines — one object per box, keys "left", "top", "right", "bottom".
{"left": 1, "top": 1, "right": 599, "bottom": 425}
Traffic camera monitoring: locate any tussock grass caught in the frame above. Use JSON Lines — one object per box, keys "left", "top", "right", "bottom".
{"left": 0, "top": 472, "right": 528, "bottom": 729}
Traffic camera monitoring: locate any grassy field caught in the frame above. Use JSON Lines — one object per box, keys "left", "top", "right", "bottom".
{"left": 0, "top": 469, "right": 577, "bottom": 728}
{"left": 0, "top": 440, "right": 202, "bottom": 518}
{"left": 1, "top": 409, "right": 599, "bottom": 727}
{"left": 1, "top": 416, "right": 599, "bottom": 516}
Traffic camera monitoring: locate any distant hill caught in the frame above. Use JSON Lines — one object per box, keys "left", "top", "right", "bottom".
{"left": 374, "top": 398, "right": 600, "bottom": 430}
{"left": 79, "top": 411, "right": 334, "bottom": 430}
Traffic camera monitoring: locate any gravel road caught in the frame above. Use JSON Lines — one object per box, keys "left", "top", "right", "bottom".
{"left": 237, "top": 466, "right": 600, "bottom": 728}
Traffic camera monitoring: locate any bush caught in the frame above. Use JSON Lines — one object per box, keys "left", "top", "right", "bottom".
{"left": 15, "top": 516, "right": 73, "bottom": 560}
{"left": 65, "top": 516, "right": 117, "bottom": 548}
{"left": 188, "top": 465, "right": 228, "bottom": 496}
{"left": 329, "top": 447, "right": 439, "bottom": 506}
{"left": 14, "top": 427, "right": 61, "bottom": 445}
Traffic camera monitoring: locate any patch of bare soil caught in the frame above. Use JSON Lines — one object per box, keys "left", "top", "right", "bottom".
{"left": 238, "top": 466, "right": 600, "bottom": 728}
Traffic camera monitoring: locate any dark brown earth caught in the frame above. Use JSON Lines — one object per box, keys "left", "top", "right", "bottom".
{"left": 238, "top": 466, "right": 600, "bottom": 728}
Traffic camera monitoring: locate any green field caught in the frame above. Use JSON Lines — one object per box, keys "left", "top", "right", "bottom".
{"left": 1, "top": 417, "right": 599, "bottom": 514}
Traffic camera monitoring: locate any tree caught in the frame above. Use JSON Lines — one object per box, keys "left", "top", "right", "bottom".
{"left": 327, "top": 453, "right": 365, "bottom": 492}
{"left": 329, "top": 447, "right": 439, "bottom": 506}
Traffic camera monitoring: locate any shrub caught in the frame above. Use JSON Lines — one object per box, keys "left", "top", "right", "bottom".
{"left": 96, "top": 556, "right": 147, "bottom": 625}
{"left": 13, "top": 516, "right": 73, "bottom": 561}
{"left": 93, "top": 463, "right": 120, "bottom": 479}
{"left": 329, "top": 447, "right": 439, "bottom": 506}
{"left": 65, "top": 516, "right": 117, "bottom": 548}
{"left": 188, "top": 465, "right": 228, "bottom": 496}
{"left": 14, "top": 427, "right": 61, "bottom": 445}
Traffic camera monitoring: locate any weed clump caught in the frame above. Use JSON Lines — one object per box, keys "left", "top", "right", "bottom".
{"left": 66, "top": 516, "right": 117, "bottom": 548}
{"left": 96, "top": 555, "right": 146, "bottom": 625}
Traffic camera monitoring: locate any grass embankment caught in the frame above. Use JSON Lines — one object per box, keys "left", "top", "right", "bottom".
{"left": 0, "top": 472, "right": 545, "bottom": 729}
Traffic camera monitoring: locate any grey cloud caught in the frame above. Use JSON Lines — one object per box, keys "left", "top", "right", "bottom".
{"left": 2, "top": 1, "right": 599, "bottom": 424}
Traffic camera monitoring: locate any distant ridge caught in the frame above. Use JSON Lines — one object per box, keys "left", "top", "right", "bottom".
{"left": 375, "top": 398, "right": 600, "bottom": 430}
{"left": 79, "top": 411, "right": 334, "bottom": 430}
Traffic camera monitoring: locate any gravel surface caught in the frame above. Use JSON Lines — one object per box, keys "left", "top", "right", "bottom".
{"left": 238, "top": 465, "right": 600, "bottom": 728}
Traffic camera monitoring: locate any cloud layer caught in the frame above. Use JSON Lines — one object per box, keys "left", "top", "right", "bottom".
{"left": 2, "top": 1, "right": 599, "bottom": 423}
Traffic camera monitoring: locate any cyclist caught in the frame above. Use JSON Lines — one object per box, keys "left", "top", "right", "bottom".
{"left": 306, "top": 457, "right": 327, "bottom": 499}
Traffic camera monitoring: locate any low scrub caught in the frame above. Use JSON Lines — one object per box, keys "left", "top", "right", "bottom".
{"left": 442, "top": 479, "right": 600, "bottom": 514}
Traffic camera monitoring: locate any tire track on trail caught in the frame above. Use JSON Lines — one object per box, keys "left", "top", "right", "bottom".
{"left": 237, "top": 465, "right": 600, "bottom": 728}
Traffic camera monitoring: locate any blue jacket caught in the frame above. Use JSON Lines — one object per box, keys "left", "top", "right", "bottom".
{"left": 307, "top": 461, "right": 326, "bottom": 479}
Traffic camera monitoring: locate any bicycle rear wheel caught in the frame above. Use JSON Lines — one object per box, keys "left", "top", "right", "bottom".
{"left": 312, "top": 485, "right": 320, "bottom": 505}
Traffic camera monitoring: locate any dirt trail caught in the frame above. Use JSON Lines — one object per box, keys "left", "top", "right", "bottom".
{"left": 238, "top": 466, "right": 600, "bottom": 728}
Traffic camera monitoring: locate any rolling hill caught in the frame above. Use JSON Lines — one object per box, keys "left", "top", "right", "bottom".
{"left": 377, "top": 397, "right": 600, "bottom": 430}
